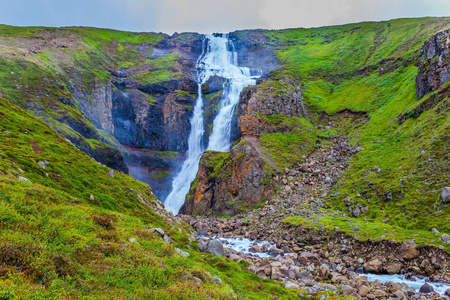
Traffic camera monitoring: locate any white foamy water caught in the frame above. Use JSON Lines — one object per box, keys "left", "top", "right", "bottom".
{"left": 215, "top": 236, "right": 276, "bottom": 258}
{"left": 164, "top": 34, "right": 260, "bottom": 213}
{"left": 364, "top": 273, "right": 450, "bottom": 296}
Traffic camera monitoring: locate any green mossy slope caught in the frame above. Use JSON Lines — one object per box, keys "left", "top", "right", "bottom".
{"left": 0, "top": 96, "right": 302, "bottom": 299}
{"left": 251, "top": 18, "right": 450, "bottom": 238}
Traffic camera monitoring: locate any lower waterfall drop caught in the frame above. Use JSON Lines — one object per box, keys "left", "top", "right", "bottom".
{"left": 164, "top": 34, "right": 260, "bottom": 214}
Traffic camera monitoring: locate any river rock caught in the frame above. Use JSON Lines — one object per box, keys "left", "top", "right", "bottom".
{"left": 444, "top": 288, "right": 450, "bottom": 296}
{"left": 399, "top": 241, "right": 419, "bottom": 260}
{"left": 298, "top": 252, "right": 321, "bottom": 266}
{"left": 319, "top": 264, "right": 330, "bottom": 278}
{"left": 204, "top": 239, "right": 226, "bottom": 257}
{"left": 364, "top": 259, "right": 383, "bottom": 273}
{"left": 419, "top": 283, "right": 434, "bottom": 293}
{"left": 386, "top": 262, "right": 402, "bottom": 274}
{"left": 441, "top": 187, "right": 450, "bottom": 203}
{"left": 358, "top": 285, "right": 369, "bottom": 297}
{"left": 342, "top": 285, "right": 357, "bottom": 297}
{"left": 388, "top": 282, "right": 401, "bottom": 293}
{"left": 196, "top": 228, "right": 209, "bottom": 236}
{"left": 393, "top": 290, "right": 405, "bottom": 299}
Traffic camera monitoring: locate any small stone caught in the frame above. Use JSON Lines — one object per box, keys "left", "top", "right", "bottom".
{"left": 373, "top": 289, "right": 386, "bottom": 297}
{"left": 342, "top": 285, "right": 357, "bottom": 297}
{"left": 89, "top": 194, "right": 95, "bottom": 200}
{"left": 212, "top": 275, "right": 222, "bottom": 285}
{"left": 388, "top": 282, "right": 401, "bottom": 293}
{"left": 393, "top": 290, "right": 405, "bottom": 299}
{"left": 204, "top": 239, "right": 226, "bottom": 257}
{"left": 107, "top": 170, "right": 114, "bottom": 178}
{"left": 163, "top": 235, "right": 171, "bottom": 244}
{"left": 175, "top": 247, "right": 190, "bottom": 257}
{"left": 129, "top": 238, "right": 138, "bottom": 243}
{"left": 38, "top": 161, "right": 46, "bottom": 169}
{"left": 151, "top": 228, "right": 165, "bottom": 237}
{"left": 284, "top": 281, "right": 299, "bottom": 289}
{"left": 432, "top": 228, "right": 440, "bottom": 234}
{"left": 441, "top": 187, "right": 450, "bottom": 203}
{"left": 18, "top": 176, "right": 30, "bottom": 182}
{"left": 319, "top": 264, "right": 330, "bottom": 278}
{"left": 3, "top": 130, "right": 9, "bottom": 134}
{"left": 385, "top": 191, "right": 392, "bottom": 201}
{"left": 419, "top": 283, "right": 434, "bottom": 293}
{"left": 196, "top": 228, "right": 209, "bottom": 236}
{"left": 441, "top": 234, "right": 450, "bottom": 242}
{"left": 358, "top": 285, "right": 369, "bottom": 297}
{"left": 353, "top": 208, "right": 361, "bottom": 217}
{"left": 355, "top": 147, "right": 363, "bottom": 153}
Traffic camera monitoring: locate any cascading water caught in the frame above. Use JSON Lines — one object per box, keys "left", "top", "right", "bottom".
{"left": 164, "top": 34, "right": 260, "bottom": 214}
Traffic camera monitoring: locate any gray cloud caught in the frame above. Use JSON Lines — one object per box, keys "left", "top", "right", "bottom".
{"left": 1, "top": 0, "right": 449, "bottom": 34}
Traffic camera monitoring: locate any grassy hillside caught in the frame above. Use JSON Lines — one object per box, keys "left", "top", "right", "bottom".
{"left": 235, "top": 18, "right": 450, "bottom": 236}
{"left": 0, "top": 97, "right": 304, "bottom": 299}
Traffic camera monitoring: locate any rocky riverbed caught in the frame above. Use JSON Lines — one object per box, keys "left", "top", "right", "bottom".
{"left": 177, "top": 135, "right": 450, "bottom": 299}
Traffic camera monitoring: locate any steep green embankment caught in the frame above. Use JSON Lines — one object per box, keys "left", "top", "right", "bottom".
{"left": 237, "top": 18, "right": 450, "bottom": 234}
{"left": 0, "top": 97, "right": 301, "bottom": 299}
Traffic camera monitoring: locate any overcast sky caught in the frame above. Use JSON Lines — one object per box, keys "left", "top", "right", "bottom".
{"left": 1, "top": 0, "right": 450, "bottom": 34}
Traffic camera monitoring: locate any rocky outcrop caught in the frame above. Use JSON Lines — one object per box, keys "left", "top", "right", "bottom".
{"left": 180, "top": 137, "right": 274, "bottom": 216}
{"left": 229, "top": 30, "right": 279, "bottom": 75}
{"left": 156, "top": 32, "right": 204, "bottom": 55}
{"left": 416, "top": 29, "right": 450, "bottom": 99}
{"left": 183, "top": 78, "right": 312, "bottom": 216}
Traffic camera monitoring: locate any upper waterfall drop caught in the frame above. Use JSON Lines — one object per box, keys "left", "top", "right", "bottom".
{"left": 164, "top": 33, "right": 261, "bottom": 214}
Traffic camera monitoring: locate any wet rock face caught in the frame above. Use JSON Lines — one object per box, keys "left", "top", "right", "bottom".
{"left": 416, "top": 29, "right": 450, "bottom": 99}
{"left": 229, "top": 30, "right": 279, "bottom": 75}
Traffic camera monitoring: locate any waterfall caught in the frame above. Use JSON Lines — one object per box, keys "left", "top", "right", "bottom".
{"left": 164, "top": 34, "right": 260, "bottom": 214}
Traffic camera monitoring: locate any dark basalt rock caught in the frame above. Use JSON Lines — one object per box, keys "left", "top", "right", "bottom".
{"left": 201, "top": 76, "right": 225, "bottom": 95}
{"left": 416, "top": 29, "right": 450, "bottom": 99}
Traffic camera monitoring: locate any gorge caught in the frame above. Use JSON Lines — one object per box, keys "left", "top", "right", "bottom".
{"left": 0, "top": 17, "right": 450, "bottom": 299}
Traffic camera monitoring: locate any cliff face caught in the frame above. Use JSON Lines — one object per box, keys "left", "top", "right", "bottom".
{"left": 416, "top": 29, "right": 450, "bottom": 99}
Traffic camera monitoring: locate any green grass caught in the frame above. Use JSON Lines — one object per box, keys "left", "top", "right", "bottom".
{"left": 0, "top": 97, "right": 305, "bottom": 299}
{"left": 256, "top": 17, "right": 450, "bottom": 238}
{"left": 283, "top": 215, "right": 450, "bottom": 251}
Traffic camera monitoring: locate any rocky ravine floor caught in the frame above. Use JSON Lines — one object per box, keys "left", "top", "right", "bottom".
{"left": 178, "top": 136, "right": 450, "bottom": 299}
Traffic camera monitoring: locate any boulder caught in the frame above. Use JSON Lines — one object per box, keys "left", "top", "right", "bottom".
{"left": 341, "top": 285, "right": 357, "bottom": 297}
{"left": 444, "top": 288, "right": 450, "bottom": 296}
{"left": 285, "top": 281, "right": 300, "bottom": 289}
{"left": 393, "top": 290, "right": 405, "bottom": 299}
{"left": 298, "top": 252, "right": 321, "bottom": 266}
{"left": 150, "top": 228, "right": 165, "bottom": 237}
{"left": 364, "top": 259, "right": 383, "bottom": 273}
{"left": 386, "top": 262, "right": 402, "bottom": 274}
{"left": 388, "top": 282, "right": 401, "bottom": 293}
{"left": 441, "top": 187, "right": 450, "bottom": 203}
{"left": 175, "top": 247, "right": 190, "bottom": 257}
{"left": 441, "top": 234, "right": 450, "bottom": 243}
{"left": 196, "top": 228, "right": 209, "bottom": 237}
{"left": 212, "top": 275, "right": 222, "bottom": 285}
{"left": 419, "top": 283, "right": 434, "bottom": 294}
{"left": 319, "top": 264, "right": 330, "bottom": 279}
{"left": 204, "top": 239, "right": 226, "bottom": 257}
{"left": 358, "top": 285, "right": 369, "bottom": 297}
{"left": 399, "top": 241, "right": 419, "bottom": 260}
{"left": 352, "top": 208, "right": 361, "bottom": 217}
